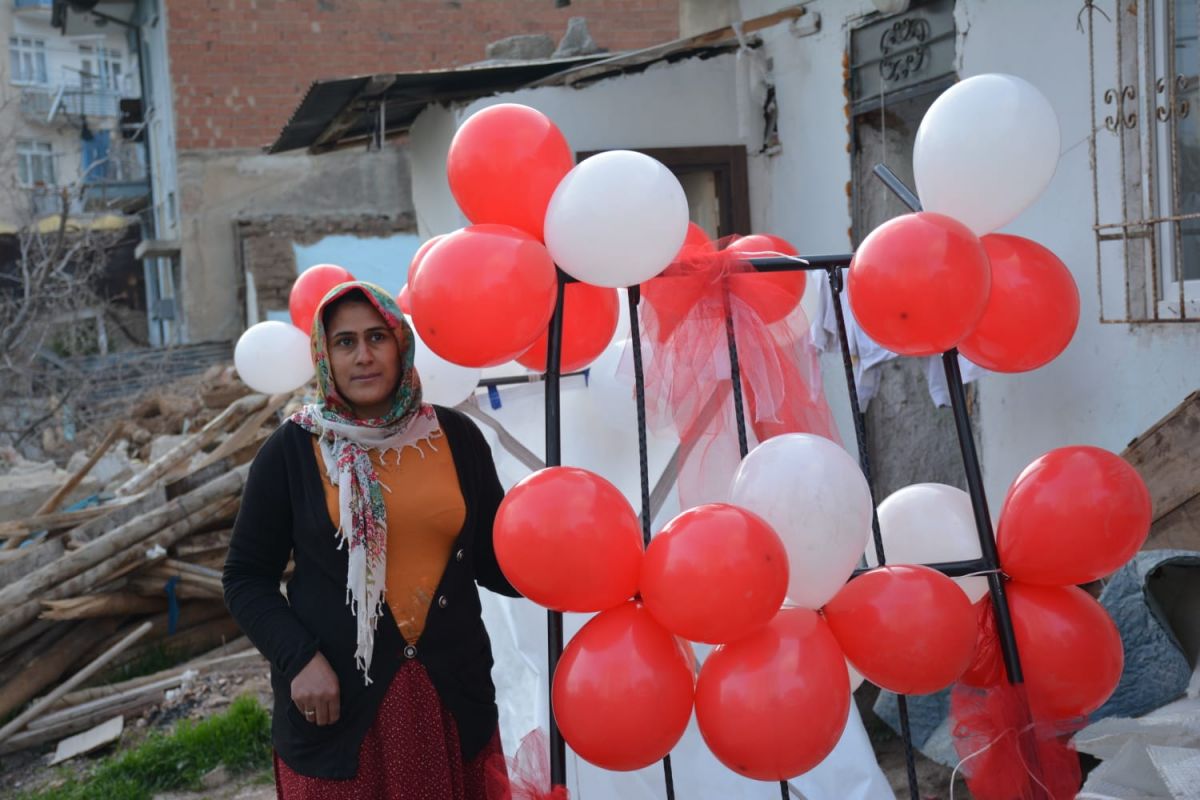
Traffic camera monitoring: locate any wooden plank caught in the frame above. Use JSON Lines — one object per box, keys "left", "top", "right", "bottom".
{"left": 0, "top": 467, "right": 245, "bottom": 618}
{"left": 115, "top": 394, "right": 267, "bottom": 497}
{"left": 529, "top": 5, "right": 807, "bottom": 89}
{"left": 68, "top": 486, "right": 167, "bottom": 547}
{"left": 0, "top": 504, "right": 121, "bottom": 540}
{"left": 0, "top": 621, "right": 153, "bottom": 743}
{"left": 55, "top": 642, "right": 256, "bottom": 709}
{"left": 1122, "top": 391, "right": 1200, "bottom": 521}
{"left": 35, "top": 423, "right": 125, "bottom": 516}
{"left": 41, "top": 593, "right": 167, "bottom": 621}
{"left": 48, "top": 716, "right": 123, "bottom": 765}
{"left": 193, "top": 392, "right": 290, "bottom": 471}
{"left": 0, "top": 620, "right": 119, "bottom": 722}
{"left": 0, "top": 692, "right": 161, "bottom": 755}
{"left": 0, "top": 538, "right": 64, "bottom": 585}
{"left": 1144, "top": 493, "right": 1200, "bottom": 552}
{"left": 0, "top": 488, "right": 241, "bottom": 641}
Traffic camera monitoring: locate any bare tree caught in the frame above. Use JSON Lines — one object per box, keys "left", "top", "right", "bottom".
{"left": 0, "top": 173, "right": 126, "bottom": 457}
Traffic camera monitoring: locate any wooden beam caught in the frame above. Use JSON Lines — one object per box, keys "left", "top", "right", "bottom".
{"left": 35, "top": 423, "right": 124, "bottom": 516}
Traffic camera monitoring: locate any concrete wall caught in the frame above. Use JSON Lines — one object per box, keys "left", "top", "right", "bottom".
{"left": 409, "top": 0, "right": 1200, "bottom": 510}
{"left": 175, "top": 143, "right": 414, "bottom": 342}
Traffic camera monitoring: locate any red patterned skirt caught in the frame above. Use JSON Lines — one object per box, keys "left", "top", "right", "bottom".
{"left": 274, "top": 660, "right": 508, "bottom": 799}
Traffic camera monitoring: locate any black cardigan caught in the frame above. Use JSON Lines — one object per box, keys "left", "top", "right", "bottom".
{"left": 222, "top": 406, "right": 520, "bottom": 780}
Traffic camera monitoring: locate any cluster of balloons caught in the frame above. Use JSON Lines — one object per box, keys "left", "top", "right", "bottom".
{"left": 493, "top": 430, "right": 1022, "bottom": 782}
{"left": 848, "top": 74, "right": 1080, "bottom": 373}
{"left": 408, "top": 104, "right": 690, "bottom": 372}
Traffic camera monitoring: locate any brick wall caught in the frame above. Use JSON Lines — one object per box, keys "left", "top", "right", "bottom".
{"left": 167, "top": 0, "right": 679, "bottom": 151}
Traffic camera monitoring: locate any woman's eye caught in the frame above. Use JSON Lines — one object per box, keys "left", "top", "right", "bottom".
{"left": 336, "top": 337, "right": 354, "bottom": 348}
{"left": 370, "top": 332, "right": 387, "bottom": 343}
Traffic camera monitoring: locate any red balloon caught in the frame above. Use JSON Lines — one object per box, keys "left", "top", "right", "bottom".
{"left": 959, "top": 234, "right": 1080, "bottom": 372}
{"left": 553, "top": 601, "right": 695, "bottom": 771}
{"left": 726, "top": 234, "right": 807, "bottom": 324}
{"left": 641, "top": 504, "right": 788, "bottom": 644}
{"left": 409, "top": 224, "right": 558, "bottom": 368}
{"left": 516, "top": 283, "right": 620, "bottom": 373}
{"left": 823, "top": 565, "right": 978, "bottom": 695}
{"left": 493, "top": 466, "right": 643, "bottom": 612}
{"left": 396, "top": 284, "right": 412, "bottom": 315}
{"left": 997, "top": 446, "right": 1152, "bottom": 586}
{"left": 407, "top": 234, "right": 447, "bottom": 284}
{"left": 447, "top": 104, "right": 574, "bottom": 241}
{"left": 1007, "top": 582, "right": 1123, "bottom": 720}
{"left": 695, "top": 608, "right": 850, "bottom": 780}
{"left": 289, "top": 263, "right": 355, "bottom": 335}
{"left": 848, "top": 212, "right": 991, "bottom": 356}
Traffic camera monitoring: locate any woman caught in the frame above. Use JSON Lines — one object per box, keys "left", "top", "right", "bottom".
{"left": 223, "top": 281, "right": 518, "bottom": 799}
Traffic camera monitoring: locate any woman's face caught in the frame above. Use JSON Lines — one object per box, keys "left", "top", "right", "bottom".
{"left": 324, "top": 300, "right": 402, "bottom": 420}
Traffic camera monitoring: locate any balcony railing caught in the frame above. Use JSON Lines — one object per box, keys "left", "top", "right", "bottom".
{"left": 20, "top": 85, "right": 131, "bottom": 122}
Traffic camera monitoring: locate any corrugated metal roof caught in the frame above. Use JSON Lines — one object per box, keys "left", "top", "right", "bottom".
{"left": 266, "top": 5, "right": 810, "bottom": 155}
{"left": 266, "top": 57, "right": 604, "bottom": 154}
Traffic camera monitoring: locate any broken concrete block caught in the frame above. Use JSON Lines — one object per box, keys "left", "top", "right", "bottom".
{"left": 66, "top": 441, "right": 137, "bottom": 490}
{"left": 554, "top": 17, "right": 606, "bottom": 58}
{"left": 486, "top": 33, "right": 555, "bottom": 61}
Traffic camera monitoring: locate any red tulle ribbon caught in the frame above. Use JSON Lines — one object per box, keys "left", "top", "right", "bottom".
{"left": 486, "top": 728, "right": 569, "bottom": 800}
{"left": 638, "top": 243, "right": 840, "bottom": 509}
{"left": 950, "top": 681, "right": 1085, "bottom": 800}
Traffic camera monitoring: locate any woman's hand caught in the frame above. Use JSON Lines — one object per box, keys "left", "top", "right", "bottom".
{"left": 291, "top": 652, "right": 340, "bottom": 726}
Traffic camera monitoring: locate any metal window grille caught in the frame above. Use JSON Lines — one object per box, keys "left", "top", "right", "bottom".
{"left": 1087, "top": 0, "right": 1200, "bottom": 322}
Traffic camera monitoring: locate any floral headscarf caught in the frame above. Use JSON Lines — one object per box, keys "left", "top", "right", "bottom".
{"left": 289, "top": 281, "right": 441, "bottom": 684}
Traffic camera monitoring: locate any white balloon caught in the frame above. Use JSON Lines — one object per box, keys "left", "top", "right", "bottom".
{"left": 914, "top": 73, "right": 1061, "bottom": 235}
{"left": 729, "top": 434, "right": 873, "bottom": 610}
{"left": 544, "top": 150, "right": 689, "bottom": 288}
{"left": 867, "top": 483, "right": 988, "bottom": 603}
{"left": 234, "top": 321, "right": 314, "bottom": 395}
{"left": 407, "top": 315, "right": 481, "bottom": 406}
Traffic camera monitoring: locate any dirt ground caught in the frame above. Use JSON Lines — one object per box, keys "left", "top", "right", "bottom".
{"left": 2, "top": 656, "right": 965, "bottom": 800}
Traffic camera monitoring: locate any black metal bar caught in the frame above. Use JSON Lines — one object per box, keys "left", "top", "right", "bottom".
{"left": 871, "top": 164, "right": 922, "bottom": 212}
{"left": 544, "top": 271, "right": 567, "bottom": 788}
{"left": 827, "top": 267, "right": 888, "bottom": 568}
{"left": 721, "top": 283, "right": 750, "bottom": 459}
{"left": 627, "top": 285, "right": 676, "bottom": 800}
{"left": 717, "top": 280, "right": 786, "bottom": 798}
{"left": 852, "top": 557, "right": 990, "bottom": 579}
{"left": 477, "top": 370, "right": 588, "bottom": 388}
{"left": 942, "top": 351, "right": 1024, "bottom": 683}
{"left": 745, "top": 254, "right": 854, "bottom": 271}
{"left": 826, "top": 267, "right": 919, "bottom": 800}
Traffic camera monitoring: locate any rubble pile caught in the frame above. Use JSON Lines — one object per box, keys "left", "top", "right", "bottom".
{"left": 0, "top": 367, "right": 297, "bottom": 763}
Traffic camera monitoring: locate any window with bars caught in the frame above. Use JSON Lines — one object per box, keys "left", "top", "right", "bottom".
{"left": 17, "top": 140, "right": 56, "bottom": 187}
{"left": 9, "top": 36, "right": 48, "bottom": 85}
{"left": 1087, "top": 0, "right": 1199, "bottom": 322}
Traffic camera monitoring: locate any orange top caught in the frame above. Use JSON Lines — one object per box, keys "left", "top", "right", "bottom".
{"left": 315, "top": 434, "right": 466, "bottom": 644}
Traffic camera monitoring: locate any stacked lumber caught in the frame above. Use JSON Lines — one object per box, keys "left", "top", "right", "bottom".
{"left": 0, "top": 386, "right": 292, "bottom": 758}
